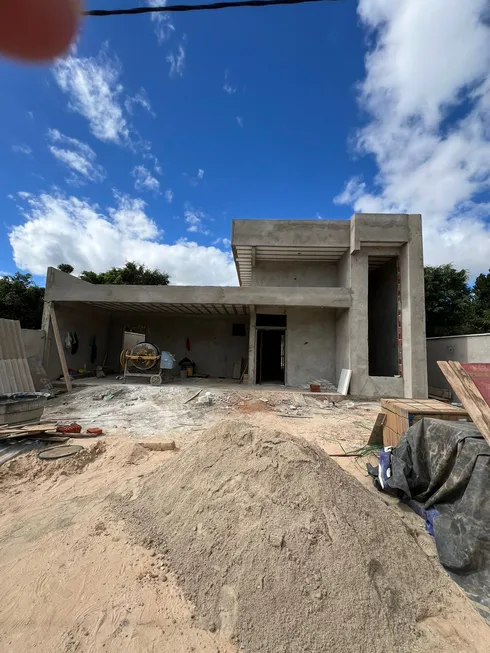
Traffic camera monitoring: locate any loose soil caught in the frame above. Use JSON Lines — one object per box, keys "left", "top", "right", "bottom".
{"left": 0, "top": 386, "right": 488, "bottom": 652}
{"left": 121, "top": 420, "right": 489, "bottom": 653}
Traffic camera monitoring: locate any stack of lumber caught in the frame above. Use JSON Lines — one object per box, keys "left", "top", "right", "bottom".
{"left": 381, "top": 398, "right": 469, "bottom": 446}
{"left": 0, "top": 423, "right": 59, "bottom": 441}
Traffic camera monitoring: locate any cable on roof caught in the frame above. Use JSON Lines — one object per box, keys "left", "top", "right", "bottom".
{"left": 84, "top": 0, "right": 340, "bottom": 17}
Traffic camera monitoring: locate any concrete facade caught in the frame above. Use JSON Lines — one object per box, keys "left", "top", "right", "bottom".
{"left": 42, "top": 213, "right": 427, "bottom": 398}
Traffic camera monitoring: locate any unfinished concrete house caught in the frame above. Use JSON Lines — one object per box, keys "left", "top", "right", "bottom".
{"left": 42, "top": 214, "right": 427, "bottom": 398}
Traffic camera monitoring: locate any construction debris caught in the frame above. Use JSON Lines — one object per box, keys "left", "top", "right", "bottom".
{"left": 56, "top": 422, "right": 82, "bottom": 434}
{"left": 302, "top": 378, "right": 338, "bottom": 393}
{"left": 136, "top": 440, "right": 176, "bottom": 451}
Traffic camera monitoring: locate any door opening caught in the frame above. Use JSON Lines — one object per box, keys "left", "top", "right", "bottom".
{"left": 256, "top": 329, "right": 285, "bottom": 384}
{"left": 368, "top": 258, "right": 399, "bottom": 376}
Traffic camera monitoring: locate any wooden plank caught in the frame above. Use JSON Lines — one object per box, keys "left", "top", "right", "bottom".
{"left": 428, "top": 386, "right": 452, "bottom": 401}
{"left": 367, "top": 413, "right": 385, "bottom": 445}
{"left": 382, "top": 425, "right": 399, "bottom": 447}
{"left": 0, "top": 423, "right": 57, "bottom": 434}
{"left": 438, "top": 361, "right": 490, "bottom": 446}
{"left": 50, "top": 305, "right": 72, "bottom": 392}
{"left": 382, "top": 410, "right": 398, "bottom": 433}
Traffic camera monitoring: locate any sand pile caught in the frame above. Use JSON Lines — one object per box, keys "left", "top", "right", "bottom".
{"left": 0, "top": 441, "right": 106, "bottom": 485}
{"left": 122, "top": 421, "right": 454, "bottom": 653}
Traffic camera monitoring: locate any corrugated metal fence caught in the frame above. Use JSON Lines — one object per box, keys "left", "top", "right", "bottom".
{"left": 0, "top": 319, "right": 35, "bottom": 393}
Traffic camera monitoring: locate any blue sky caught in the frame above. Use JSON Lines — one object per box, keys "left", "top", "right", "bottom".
{"left": 1, "top": 0, "right": 489, "bottom": 285}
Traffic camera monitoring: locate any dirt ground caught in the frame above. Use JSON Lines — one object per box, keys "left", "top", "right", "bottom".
{"left": 0, "top": 384, "right": 488, "bottom": 652}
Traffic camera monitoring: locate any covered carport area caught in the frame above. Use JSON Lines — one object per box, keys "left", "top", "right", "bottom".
{"left": 42, "top": 267, "right": 352, "bottom": 386}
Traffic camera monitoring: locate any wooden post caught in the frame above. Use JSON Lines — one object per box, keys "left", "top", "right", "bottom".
{"left": 50, "top": 305, "right": 72, "bottom": 391}
{"left": 41, "top": 300, "right": 52, "bottom": 371}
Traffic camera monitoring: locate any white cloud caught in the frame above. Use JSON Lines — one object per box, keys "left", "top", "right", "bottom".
{"left": 12, "top": 144, "right": 32, "bottom": 156}
{"left": 47, "top": 129, "right": 105, "bottom": 183}
{"left": 167, "top": 44, "right": 185, "bottom": 78}
{"left": 223, "top": 69, "right": 237, "bottom": 94}
{"left": 165, "top": 189, "right": 174, "bottom": 203}
{"left": 213, "top": 237, "right": 231, "bottom": 249}
{"left": 184, "top": 203, "right": 210, "bottom": 235}
{"left": 53, "top": 46, "right": 129, "bottom": 145}
{"left": 185, "top": 168, "right": 205, "bottom": 186}
{"left": 125, "top": 88, "right": 155, "bottom": 116}
{"left": 143, "top": 151, "right": 163, "bottom": 175}
{"left": 147, "top": 0, "right": 175, "bottom": 43}
{"left": 132, "top": 165, "right": 160, "bottom": 193}
{"left": 334, "top": 0, "right": 490, "bottom": 275}
{"left": 333, "top": 177, "right": 366, "bottom": 206}
{"left": 236, "top": 116, "right": 244, "bottom": 128}
{"left": 9, "top": 192, "right": 237, "bottom": 285}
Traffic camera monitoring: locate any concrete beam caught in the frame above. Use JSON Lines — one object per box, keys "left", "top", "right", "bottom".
{"left": 45, "top": 268, "right": 352, "bottom": 308}
{"left": 232, "top": 219, "right": 350, "bottom": 248}
{"left": 351, "top": 214, "right": 410, "bottom": 253}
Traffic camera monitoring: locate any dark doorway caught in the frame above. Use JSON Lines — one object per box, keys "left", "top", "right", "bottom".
{"left": 368, "top": 258, "right": 399, "bottom": 376}
{"left": 256, "top": 329, "right": 285, "bottom": 384}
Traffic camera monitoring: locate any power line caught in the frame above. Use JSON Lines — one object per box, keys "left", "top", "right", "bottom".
{"left": 84, "top": 0, "right": 340, "bottom": 17}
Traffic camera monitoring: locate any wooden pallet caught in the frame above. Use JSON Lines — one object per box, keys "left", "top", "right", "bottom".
{"left": 381, "top": 398, "right": 470, "bottom": 446}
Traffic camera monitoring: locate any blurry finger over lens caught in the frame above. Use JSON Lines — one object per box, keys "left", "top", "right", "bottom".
{"left": 0, "top": 0, "right": 80, "bottom": 62}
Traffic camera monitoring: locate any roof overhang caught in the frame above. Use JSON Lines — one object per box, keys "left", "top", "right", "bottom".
{"left": 233, "top": 245, "right": 349, "bottom": 286}
{"left": 45, "top": 268, "right": 352, "bottom": 311}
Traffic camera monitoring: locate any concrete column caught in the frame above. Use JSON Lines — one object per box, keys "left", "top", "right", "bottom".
{"left": 248, "top": 306, "right": 256, "bottom": 385}
{"left": 400, "top": 214, "right": 428, "bottom": 398}
{"left": 348, "top": 251, "right": 369, "bottom": 395}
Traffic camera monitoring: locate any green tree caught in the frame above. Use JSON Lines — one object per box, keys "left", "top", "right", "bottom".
{"left": 80, "top": 261, "right": 170, "bottom": 285}
{"left": 424, "top": 264, "right": 473, "bottom": 337}
{"left": 57, "top": 263, "right": 74, "bottom": 274}
{"left": 0, "top": 273, "right": 45, "bottom": 329}
{"left": 471, "top": 269, "right": 490, "bottom": 333}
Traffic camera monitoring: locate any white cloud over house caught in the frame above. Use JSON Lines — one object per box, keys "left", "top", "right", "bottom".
{"left": 335, "top": 0, "right": 490, "bottom": 276}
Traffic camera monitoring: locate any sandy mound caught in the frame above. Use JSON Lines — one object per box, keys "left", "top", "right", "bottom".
{"left": 121, "top": 421, "right": 456, "bottom": 653}
{"left": 0, "top": 441, "right": 106, "bottom": 485}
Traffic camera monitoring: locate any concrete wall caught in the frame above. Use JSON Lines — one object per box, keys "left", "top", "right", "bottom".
{"left": 335, "top": 252, "right": 351, "bottom": 379}
{"left": 399, "top": 215, "right": 427, "bottom": 397}
{"left": 368, "top": 260, "right": 398, "bottom": 376}
{"left": 45, "top": 306, "right": 111, "bottom": 379}
{"left": 427, "top": 334, "right": 490, "bottom": 394}
{"left": 286, "top": 308, "right": 336, "bottom": 387}
{"left": 21, "top": 329, "right": 45, "bottom": 359}
{"left": 252, "top": 261, "right": 338, "bottom": 287}
{"left": 108, "top": 314, "right": 249, "bottom": 378}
